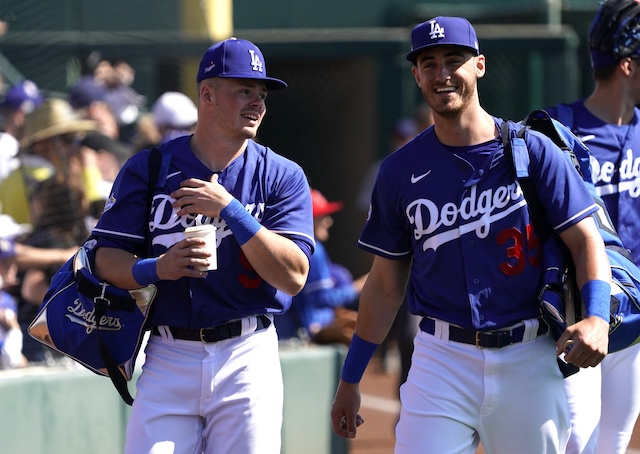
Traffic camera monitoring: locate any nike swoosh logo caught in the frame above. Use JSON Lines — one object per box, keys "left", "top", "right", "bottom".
{"left": 411, "top": 170, "right": 431, "bottom": 183}
{"left": 168, "top": 171, "right": 182, "bottom": 179}
{"left": 578, "top": 134, "right": 595, "bottom": 143}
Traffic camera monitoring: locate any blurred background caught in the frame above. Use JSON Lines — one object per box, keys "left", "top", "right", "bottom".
{"left": 0, "top": 0, "right": 603, "bottom": 280}
{"left": 0, "top": 2, "right": 626, "bottom": 453}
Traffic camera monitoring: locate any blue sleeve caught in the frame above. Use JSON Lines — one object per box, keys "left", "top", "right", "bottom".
{"left": 293, "top": 243, "right": 358, "bottom": 330}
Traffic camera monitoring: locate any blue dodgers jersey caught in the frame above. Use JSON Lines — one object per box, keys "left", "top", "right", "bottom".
{"left": 358, "top": 119, "right": 598, "bottom": 330}
{"left": 92, "top": 136, "right": 315, "bottom": 328}
{"left": 547, "top": 101, "right": 640, "bottom": 263}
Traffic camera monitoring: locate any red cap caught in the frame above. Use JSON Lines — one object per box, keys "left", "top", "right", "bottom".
{"left": 311, "top": 189, "right": 343, "bottom": 218}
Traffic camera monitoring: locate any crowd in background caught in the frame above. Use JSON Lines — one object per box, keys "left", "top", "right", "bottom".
{"left": 0, "top": 52, "right": 199, "bottom": 368}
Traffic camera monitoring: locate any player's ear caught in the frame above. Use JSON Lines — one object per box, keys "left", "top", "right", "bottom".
{"left": 475, "top": 54, "right": 486, "bottom": 79}
{"left": 199, "top": 82, "right": 214, "bottom": 104}
{"left": 622, "top": 56, "right": 636, "bottom": 77}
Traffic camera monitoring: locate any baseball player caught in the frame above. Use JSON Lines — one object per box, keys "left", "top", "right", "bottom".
{"left": 92, "top": 38, "right": 314, "bottom": 454}
{"left": 545, "top": 1, "right": 640, "bottom": 452}
{"left": 330, "top": 16, "right": 611, "bottom": 453}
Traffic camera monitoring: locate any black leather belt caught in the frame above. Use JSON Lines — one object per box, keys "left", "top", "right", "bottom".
{"left": 152, "top": 315, "right": 271, "bottom": 343}
{"left": 420, "top": 317, "right": 548, "bottom": 348}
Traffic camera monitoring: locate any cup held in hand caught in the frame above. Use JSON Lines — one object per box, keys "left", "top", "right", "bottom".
{"left": 184, "top": 225, "right": 217, "bottom": 271}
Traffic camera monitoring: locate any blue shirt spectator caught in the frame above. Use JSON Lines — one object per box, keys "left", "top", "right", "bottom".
{"left": 276, "top": 189, "right": 367, "bottom": 345}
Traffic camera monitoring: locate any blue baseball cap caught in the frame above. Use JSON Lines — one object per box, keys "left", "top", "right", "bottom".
{"left": 406, "top": 16, "right": 480, "bottom": 63}
{"left": 68, "top": 76, "right": 107, "bottom": 109}
{"left": 196, "top": 38, "right": 287, "bottom": 90}
{"left": 1, "top": 80, "right": 44, "bottom": 113}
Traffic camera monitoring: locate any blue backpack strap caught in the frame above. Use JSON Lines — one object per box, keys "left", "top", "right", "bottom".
{"left": 503, "top": 117, "right": 579, "bottom": 376}
{"left": 501, "top": 119, "right": 531, "bottom": 179}
{"left": 95, "top": 147, "right": 164, "bottom": 406}
{"left": 502, "top": 117, "right": 554, "bottom": 242}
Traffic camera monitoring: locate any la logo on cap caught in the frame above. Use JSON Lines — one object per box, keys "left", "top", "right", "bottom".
{"left": 249, "top": 50, "right": 263, "bottom": 73}
{"left": 429, "top": 20, "right": 445, "bottom": 39}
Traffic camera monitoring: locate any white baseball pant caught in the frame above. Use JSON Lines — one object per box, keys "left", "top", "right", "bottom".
{"left": 395, "top": 321, "right": 570, "bottom": 454}
{"left": 564, "top": 341, "right": 640, "bottom": 454}
{"left": 125, "top": 317, "right": 282, "bottom": 454}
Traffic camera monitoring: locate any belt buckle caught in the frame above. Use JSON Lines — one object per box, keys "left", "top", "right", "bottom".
{"left": 199, "top": 328, "right": 207, "bottom": 343}
{"left": 475, "top": 331, "right": 483, "bottom": 348}
{"left": 476, "top": 330, "right": 513, "bottom": 348}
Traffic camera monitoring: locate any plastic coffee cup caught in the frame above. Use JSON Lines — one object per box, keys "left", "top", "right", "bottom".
{"left": 184, "top": 225, "right": 217, "bottom": 271}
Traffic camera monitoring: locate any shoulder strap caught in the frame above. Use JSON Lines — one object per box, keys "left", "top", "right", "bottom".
{"left": 99, "top": 146, "right": 163, "bottom": 406}
{"left": 146, "top": 146, "right": 162, "bottom": 256}
{"left": 502, "top": 120, "right": 554, "bottom": 242}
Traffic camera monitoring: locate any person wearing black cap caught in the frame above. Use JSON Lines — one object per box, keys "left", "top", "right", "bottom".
{"left": 91, "top": 38, "right": 314, "bottom": 453}
{"left": 544, "top": 1, "right": 640, "bottom": 453}
{"left": 331, "top": 16, "right": 612, "bottom": 453}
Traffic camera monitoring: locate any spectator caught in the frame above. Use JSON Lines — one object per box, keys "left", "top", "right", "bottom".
{"left": 276, "top": 188, "right": 367, "bottom": 346}
{"left": 0, "top": 213, "right": 73, "bottom": 272}
{"left": 128, "top": 112, "right": 161, "bottom": 153}
{"left": 151, "top": 91, "right": 198, "bottom": 145}
{"left": 97, "top": 59, "right": 146, "bottom": 140}
{"left": 79, "top": 131, "right": 133, "bottom": 214}
{"left": 68, "top": 76, "right": 120, "bottom": 140}
{"left": 0, "top": 80, "right": 44, "bottom": 180}
{"left": 0, "top": 98, "right": 98, "bottom": 226}
{"left": 0, "top": 237, "right": 27, "bottom": 369}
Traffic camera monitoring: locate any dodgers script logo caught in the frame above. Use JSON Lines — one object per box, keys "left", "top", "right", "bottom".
{"left": 149, "top": 194, "right": 265, "bottom": 250}
{"left": 429, "top": 20, "right": 445, "bottom": 39}
{"left": 407, "top": 182, "right": 525, "bottom": 252}
{"left": 66, "top": 298, "right": 123, "bottom": 334}
{"left": 248, "top": 50, "right": 263, "bottom": 73}
{"left": 203, "top": 61, "right": 215, "bottom": 75}
{"left": 591, "top": 150, "right": 640, "bottom": 198}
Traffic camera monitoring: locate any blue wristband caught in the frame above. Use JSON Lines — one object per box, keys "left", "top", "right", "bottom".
{"left": 132, "top": 258, "right": 160, "bottom": 286}
{"left": 582, "top": 279, "right": 611, "bottom": 322}
{"left": 220, "top": 198, "right": 261, "bottom": 246}
{"left": 341, "top": 333, "right": 379, "bottom": 384}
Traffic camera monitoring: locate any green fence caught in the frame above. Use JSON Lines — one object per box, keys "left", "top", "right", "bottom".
{"left": 0, "top": 344, "right": 347, "bottom": 454}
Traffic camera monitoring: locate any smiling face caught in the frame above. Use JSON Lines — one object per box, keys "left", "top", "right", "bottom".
{"left": 204, "top": 77, "right": 268, "bottom": 140}
{"left": 411, "top": 45, "right": 485, "bottom": 119}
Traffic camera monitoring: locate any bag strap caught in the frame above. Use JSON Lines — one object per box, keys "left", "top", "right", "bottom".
{"left": 502, "top": 119, "right": 580, "bottom": 377}
{"left": 97, "top": 146, "right": 163, "bottom": 406}
{"left": 501, "top": 120, "right": 553, "bottom": 242}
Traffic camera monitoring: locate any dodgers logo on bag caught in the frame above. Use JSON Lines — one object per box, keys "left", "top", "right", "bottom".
{"left": 28, "top": 239, "right": 157, "bottom": 381}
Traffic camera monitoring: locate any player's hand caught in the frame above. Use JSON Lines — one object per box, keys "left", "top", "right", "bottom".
{"left": 557, "top": 316, "right": 609, "bottom": 368}
{"left": 171, "top": 174, "right": 233, "bottom": 218}
{"left": 156, "top": 238, "right": 212, "bottom": 280}
{"left": 331, "top": 379, "right": 365, "bottom": 438}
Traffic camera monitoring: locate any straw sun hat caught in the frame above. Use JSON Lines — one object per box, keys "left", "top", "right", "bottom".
{"left": 21, "top": 98, "right": 98, "bottom": 148}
